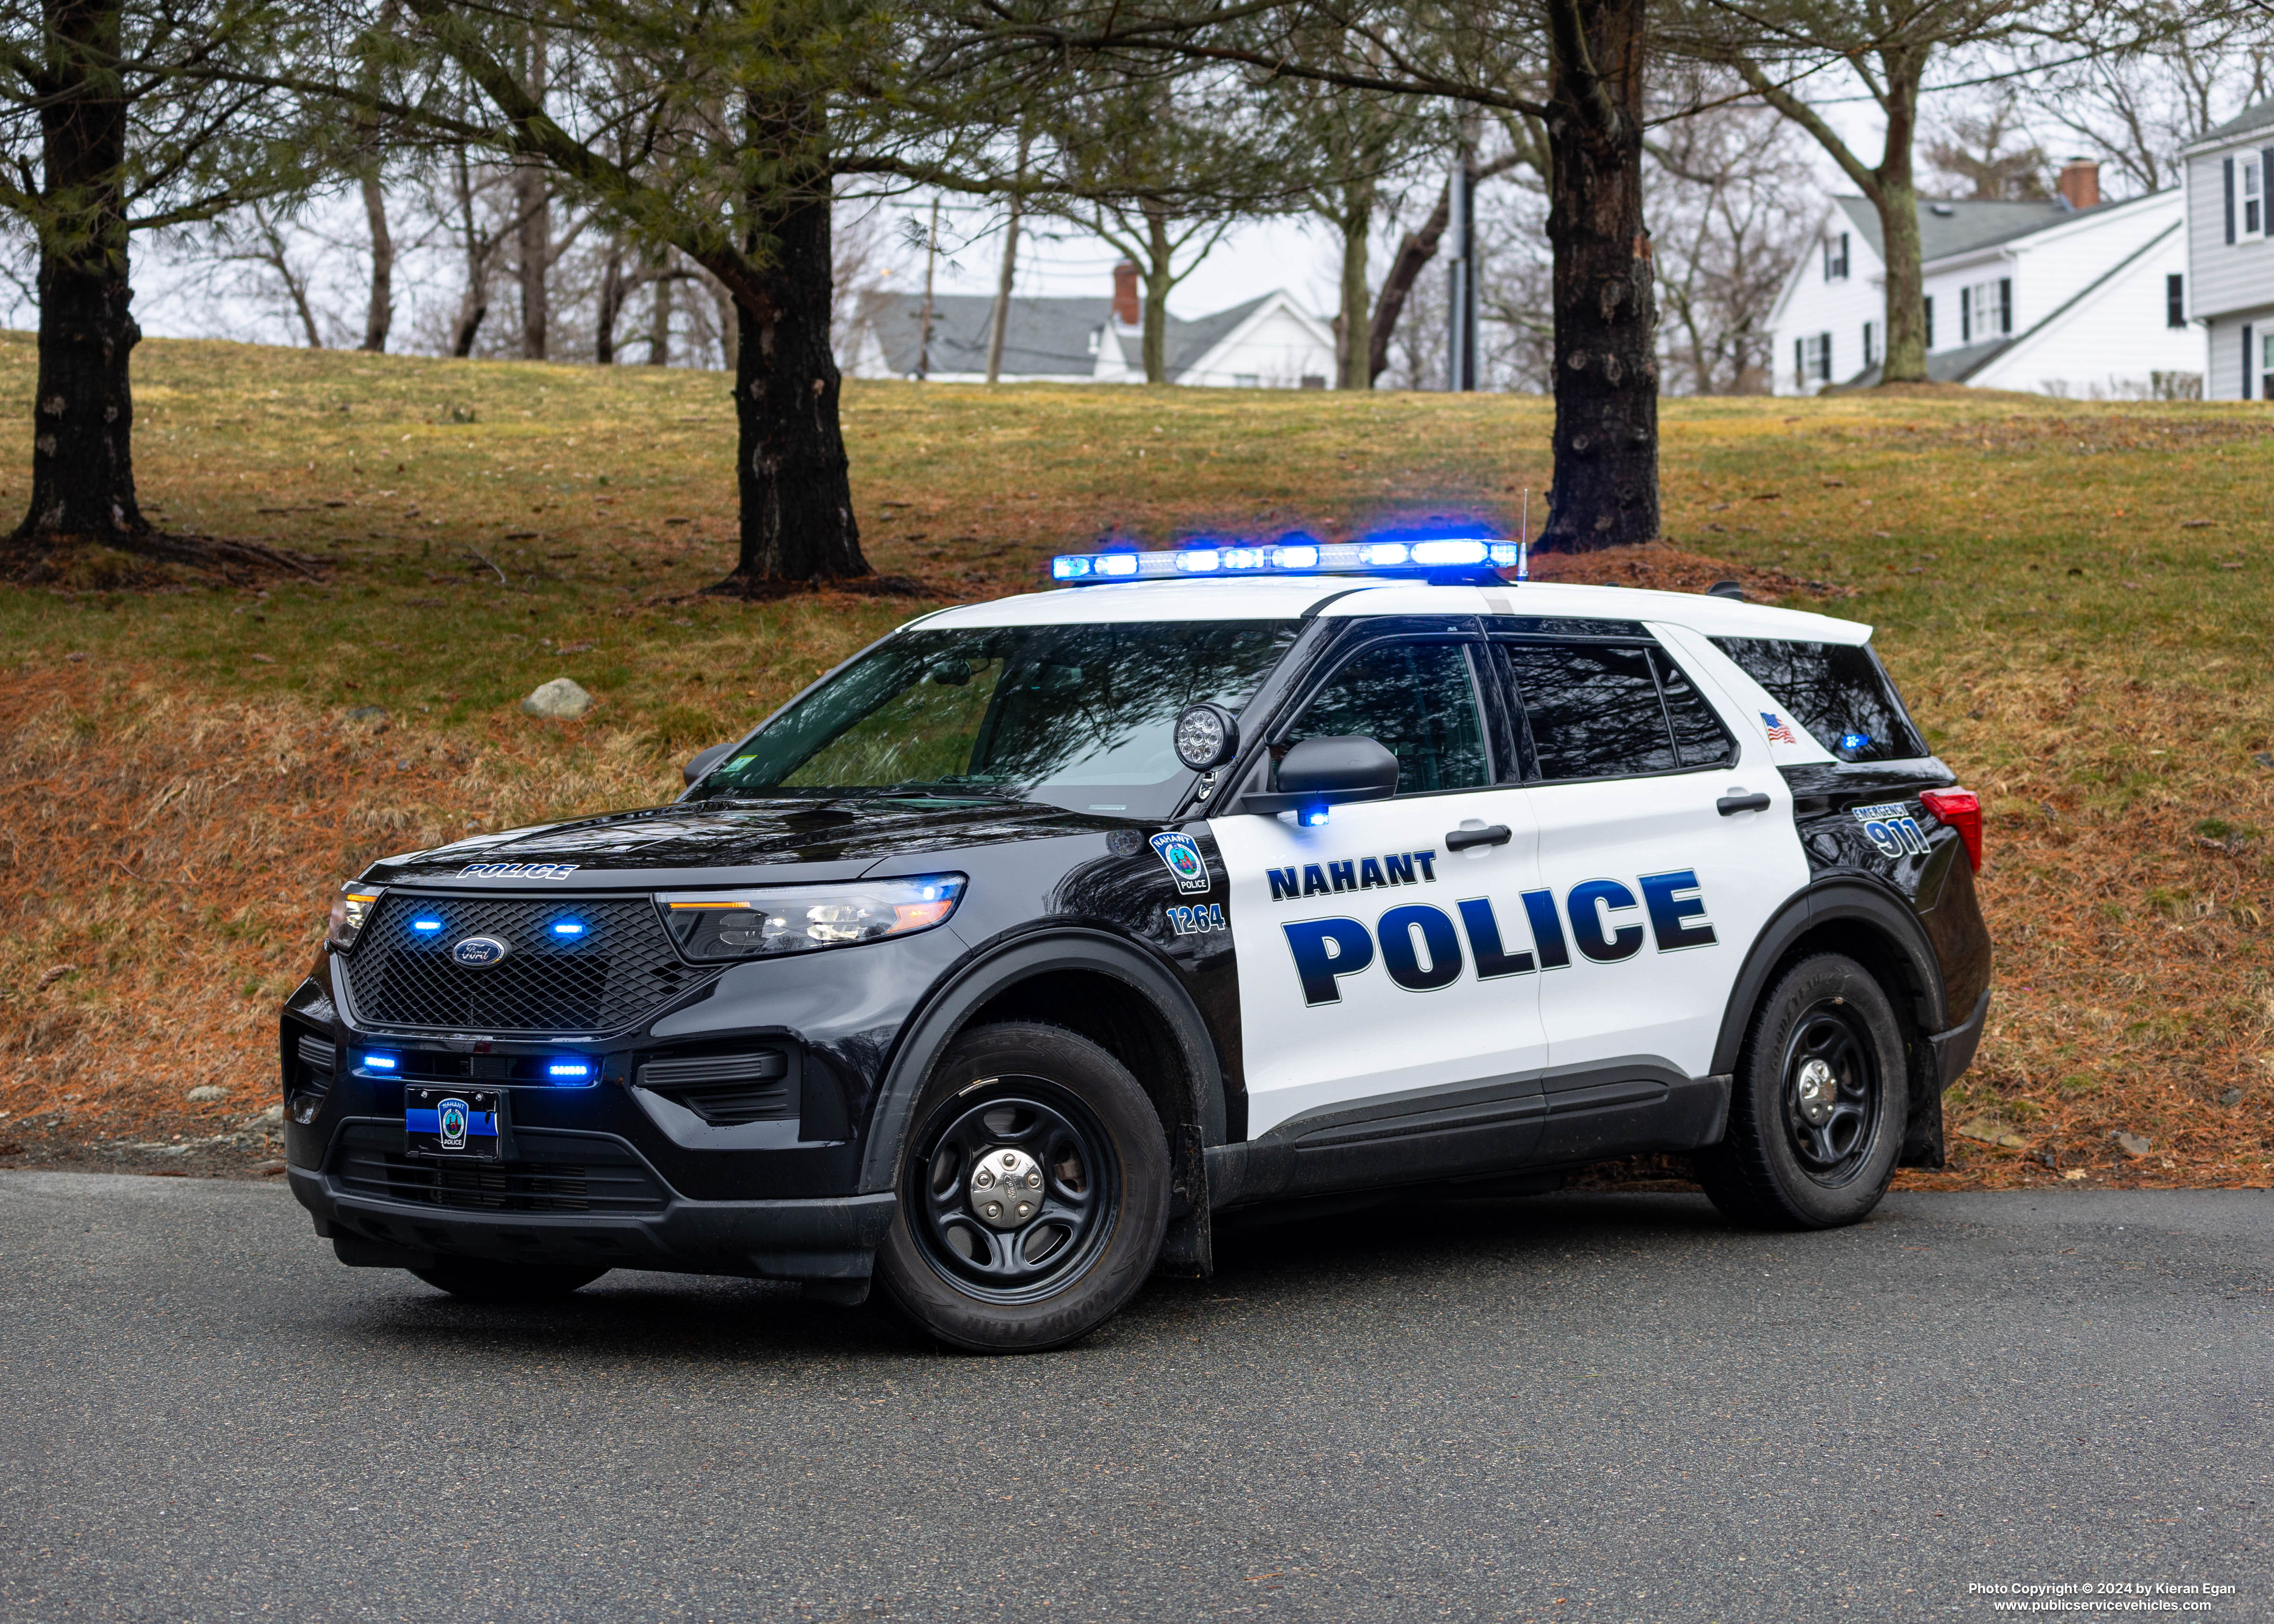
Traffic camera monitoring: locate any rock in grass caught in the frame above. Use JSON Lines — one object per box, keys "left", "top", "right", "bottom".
{"left": 2111, "top": 1129, "right": 2152, "bottom": 1158}
{"left": 2220, "top": 1088, "right": 2246, "bottom": 1106}
{"left": 1957, "top": 1116, "right": 2030, "bottom": 1150}
{"left": 184, "top": 1085, "right": 228, "bottom": 1103}
{"left": 522, "top": 677, "right": 592, "bottom": 719}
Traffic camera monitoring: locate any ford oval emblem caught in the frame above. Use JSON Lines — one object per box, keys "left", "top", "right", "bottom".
{"left": 450, "top": 935, "right": 511, "bottom": 967}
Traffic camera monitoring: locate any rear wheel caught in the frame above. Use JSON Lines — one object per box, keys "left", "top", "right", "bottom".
{"left": 876, "top": 1022, "right": 1168, "bottom": 1353}
{"left": 1698, "top": 953, "right": 1907, "bottom": 1230}
{"left": 409, "top": 1261, "right": 610, "bottom": 1300}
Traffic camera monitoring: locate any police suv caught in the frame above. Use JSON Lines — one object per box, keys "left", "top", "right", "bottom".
{"left": 281, "top": 537, "right": 1992, "bottom": 1352}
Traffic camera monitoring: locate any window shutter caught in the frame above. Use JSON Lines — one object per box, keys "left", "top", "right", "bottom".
{"left": 2228, "top": 156, "right": 2238, "bottom": 244}
{"left": 2245, "top": 325, "right": 2254, "bottom": 400}
{"left": 1794, "top": 338, "right": 1804, "bottom": 386}
{"left": 1999, "top": 279, "right": 2013, "bottom": 334}
{"left": 1820, "top": 332, "right": 1832, "bottom": 380}
{"left": 1960, "top": 287, "right": 1971, "bottom": 344}
{"left": 1925, "top": 295, "right": 1935, "bottom": 349}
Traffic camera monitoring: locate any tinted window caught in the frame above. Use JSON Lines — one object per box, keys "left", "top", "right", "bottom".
{"left": 1284, "top": 641, "right": 1489, "bottom": 795}
{"left": 1507, "top": 643, "right": 1678, "bottom": 780}
{"left": 696, "top": 620, "right": 1298, "bottom": 817}
{"left": 1711, "top": 637, "right": 1928, "bottom": 762}
{"left": 1654, "top": 650, "right": 1738, "bottom": 768}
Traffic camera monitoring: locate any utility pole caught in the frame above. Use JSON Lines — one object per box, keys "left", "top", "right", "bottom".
{"left": 917, "top": 196, "right": 941, "bottom": 381}
{"left": 1446, "top": 144, "right": 1478, "bottom": 392}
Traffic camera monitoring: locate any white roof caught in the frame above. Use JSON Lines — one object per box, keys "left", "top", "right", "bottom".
{"left": 910, "top": 576, "right": 1872, "bottom": 643}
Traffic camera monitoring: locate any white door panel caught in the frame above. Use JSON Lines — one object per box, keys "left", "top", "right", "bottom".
{"left": 1210, "top": 790, "right": 1550, "bottom": 1138}
{"left": 1524, "top": 769, "right": 1808, "bottom": 1079}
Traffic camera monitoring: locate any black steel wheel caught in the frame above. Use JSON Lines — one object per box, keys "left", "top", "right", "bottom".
{"left": 1697, "top": 953, "right": 1907, "bottom": 1230}
{"left": 408, "top": 1260, "right": 610, "bottom": 1300}
{"left": 877, "top": 1022, "right": 1169, "bottom": 1352}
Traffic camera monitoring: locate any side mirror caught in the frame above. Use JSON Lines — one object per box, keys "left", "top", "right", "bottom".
{"left": 1237, "top": 735, "right": 1399, "bottom": 819}
{"left": 683, "top": 741, "right": 736, "bottom": 786}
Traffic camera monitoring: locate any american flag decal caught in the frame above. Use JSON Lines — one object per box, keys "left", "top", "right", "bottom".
{"left": 1761, "top": 712, "right": 1797, "bottom": 744}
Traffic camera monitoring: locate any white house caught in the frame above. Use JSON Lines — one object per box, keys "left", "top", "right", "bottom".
{"left": 2179, "top": 96, "right": 2274, "bottom": 399}
{"left": 845, "top": 261, "right": 1336, "bottom": 388}
{"left": 1769, "top": 163, "right": 2202, "bottom": 398}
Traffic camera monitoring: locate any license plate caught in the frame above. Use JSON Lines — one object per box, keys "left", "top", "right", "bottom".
{"left": 405, "top": 1086, "right": 504, "bottom": 1160}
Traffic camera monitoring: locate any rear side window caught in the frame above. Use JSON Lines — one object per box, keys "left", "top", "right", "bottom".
{"left": 1284, "top": 640, "right": 1490, "bottom": 795}
{"left": 1711, "top": 637, "right": 1928, "bottom": 762}
{"left": 1503, "top": 642, "right": 1735, "bottom": 781}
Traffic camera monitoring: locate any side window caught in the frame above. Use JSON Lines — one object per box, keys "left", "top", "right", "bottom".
{"left": 1711, "top": 636, "right": 1930, "bottom": 762}
{"left": 1505, "top": 643, "right": 1677, "bottom": 781}
{"left": 1281, "top": 641, "right": 1490, "bottom": 795}
{"left": 1654, "top": 651, "right": 1738, "bottom": 768}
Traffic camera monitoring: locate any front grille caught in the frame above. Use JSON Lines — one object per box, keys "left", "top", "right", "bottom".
{"left": 344, "top": 893, "right": 698, "bottom": 1035}
{"left": 332, "top": 1122, "right": 667, "bottom": 1214}
{"left": 637, "top": 1051, "right": 796, "bottom": 1126}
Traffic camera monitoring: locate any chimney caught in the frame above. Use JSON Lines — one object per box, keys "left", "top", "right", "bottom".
{"left": 1112, "top": 260, "right": 1141, "bottom": 326}
{"left": 2056, "top": 157, "right": 2100, "bottom": 211}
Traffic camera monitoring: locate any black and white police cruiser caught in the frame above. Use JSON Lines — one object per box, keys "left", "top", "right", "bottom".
{"left": 281, "top": 534, "right": 1991, "bottom": 1351}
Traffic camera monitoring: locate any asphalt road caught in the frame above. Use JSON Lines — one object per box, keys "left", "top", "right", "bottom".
{"left": 1, "top": 1174, "right": 2267, "bottom": 1624}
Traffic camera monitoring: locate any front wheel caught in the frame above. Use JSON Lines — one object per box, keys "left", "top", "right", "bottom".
{"left": 1697, "top": 953, "right": 1908, "bottom": 1230}
{"left": 876, "top": 1022, "right": 1169, "bottom": 1353}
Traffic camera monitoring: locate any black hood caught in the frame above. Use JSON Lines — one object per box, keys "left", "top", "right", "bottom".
{"left": 362, "top": 796, "right": 1138, "bottom": 889}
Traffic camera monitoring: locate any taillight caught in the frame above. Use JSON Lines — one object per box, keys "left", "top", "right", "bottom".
{"left": 1919, "top": 788, "right": 1982, "bottom": 872}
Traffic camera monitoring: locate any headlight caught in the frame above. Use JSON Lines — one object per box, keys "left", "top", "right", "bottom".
{"left": 326, "top": 882, "right": 382, "bottom": 950}
{"left": 660, "top": 875, "right": 965, "bottom": 961}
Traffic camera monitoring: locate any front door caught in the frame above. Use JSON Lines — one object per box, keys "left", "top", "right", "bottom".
{"left": 1212, "top": 633, "right": 1551, "bottom": 1152}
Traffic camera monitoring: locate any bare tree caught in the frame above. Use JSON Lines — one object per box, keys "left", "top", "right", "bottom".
{"left": 1649, "top": 83, "right": 1812, "bottom": 394}
{"left": 2025, "top": 12, "right": 2274, "bottom": 194}
{"left": 1925, "top": 96, "right": 2052, "bottom": 200}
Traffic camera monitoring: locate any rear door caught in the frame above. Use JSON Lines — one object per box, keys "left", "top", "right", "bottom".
{"left": 1493, "top": 626, "right": 1810, "bottom": 1157}
{"left": 1211, "top": 623, "right": 1551, "bottom": 1158}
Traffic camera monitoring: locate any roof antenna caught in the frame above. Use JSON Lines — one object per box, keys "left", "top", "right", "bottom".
{"left": 1517, "top": 487, "right": 1530, "bottom": 582}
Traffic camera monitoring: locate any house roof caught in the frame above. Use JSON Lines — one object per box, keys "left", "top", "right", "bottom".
{"left": 864, "top": 289, "right": 1288, "bottom": 380}
{"left": 2191, "top": 96, "right": 2274, "bottom": 151}
{"left": 866, "top": 293, "right": 1111, "bottom": 378}
{"left": 1832, "top": 195, "right": 2122, "bottom": 265}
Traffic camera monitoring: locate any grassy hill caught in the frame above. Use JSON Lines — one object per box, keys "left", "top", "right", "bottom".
{"left": 1, "top": 330, "right": 2270, "bottom": 1190}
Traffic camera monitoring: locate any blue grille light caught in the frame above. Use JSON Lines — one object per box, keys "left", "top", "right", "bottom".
{"left": 362, "top": 1051, "right": 400, "bottom": 1072}
{"left": 1049, "top": 530, "right": 1513, "bottom": 585}
{"left": 1299, "top": 806, "right": 1330, "bottom": 827}
{"left": 411, "top": 918, "right": 443, "bottom": 933}
{"left": 547, "top": 1059, "right": 594, "bottom": 1082}
{"left": 551, "top": 920, "right": 587, "bottom": 937}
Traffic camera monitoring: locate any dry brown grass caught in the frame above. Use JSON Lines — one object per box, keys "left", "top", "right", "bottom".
{"left": 1, "top": 337, "right": 2271, "bottom": 1188}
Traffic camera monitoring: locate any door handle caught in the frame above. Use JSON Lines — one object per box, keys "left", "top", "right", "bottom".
{"left": 1446, "top": 824, "right": 1512, "bottom": 851}
{"left": 1717, "top": 792, "right": 1772, "bottom": 816}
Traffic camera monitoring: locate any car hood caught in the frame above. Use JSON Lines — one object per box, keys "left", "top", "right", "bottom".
{"left": 361, "top": 797, "right": 1137, "bottom": 890}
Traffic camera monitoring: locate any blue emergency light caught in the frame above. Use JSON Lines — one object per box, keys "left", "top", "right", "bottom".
{"left": 546, "top": 1058, "right": 595, "bottom": 1083}
{"left": 1051, "top": 532, "right": 1522, "bottom": 584}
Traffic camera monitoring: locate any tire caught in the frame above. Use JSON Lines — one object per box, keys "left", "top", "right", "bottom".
{"left": 408, "top": 1261, "right": 610, "bottom": 1300}
{"left": 876, "top": 1022, "right": 1169, "bottom": 1353}
{"left": 1697, "top": 953, "right": 1908, "bottom": 1230}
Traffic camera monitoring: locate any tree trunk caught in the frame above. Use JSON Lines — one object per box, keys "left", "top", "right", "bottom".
{"left": 985, "top": 133, "right": 1030, "bottom": 385}
{"left": 1141, "top": 202, "right": 1172, "bottom": 384}
{"left": 360, "top": 172, "right": 393, "bottom": 352}
{"left": 1336, "top": 176, "right": 1375, "bottom": 390}
{"left": 1536, "top": 0, "right": 1659, "bottom": 554}
{"left": 1872, "top": 46, "right": 1930, "bottom": 384}
{"left": 647, "top": 256, "right": 672, "bottom": 365}
{"left": 13, "top": 0, "right": 147, "bottom": 548}
{"left": 1368, "top": 152, "right": 1525, "bottom": 385}
{"left": 712, "top": 161, "right": 868, "bottom": 589}
{"left": 513, "top": 160, "right": 550, "bottom": 360}
{"left": 595, "top": 242, "right": 625, "bottom": 364}
{"left": 449, "top": 148, "right": 488, "bottom": 357}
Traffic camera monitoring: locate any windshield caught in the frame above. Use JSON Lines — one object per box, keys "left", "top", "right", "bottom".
{"left": 693, "top": 620, "right": 1300, "bottom": 817}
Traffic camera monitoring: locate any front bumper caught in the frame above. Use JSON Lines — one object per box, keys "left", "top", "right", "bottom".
{"left": 290, "top": 1148, "right": 897, "bottom": 1283}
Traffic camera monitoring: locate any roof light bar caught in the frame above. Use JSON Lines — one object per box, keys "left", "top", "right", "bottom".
{"left": 1050, "top": 534, "right": 1520, "bottom": 585}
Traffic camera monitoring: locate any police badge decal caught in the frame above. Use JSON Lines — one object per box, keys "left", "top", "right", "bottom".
{"left": 1148, "top": 831, "right": 1212, "bottom": 895}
